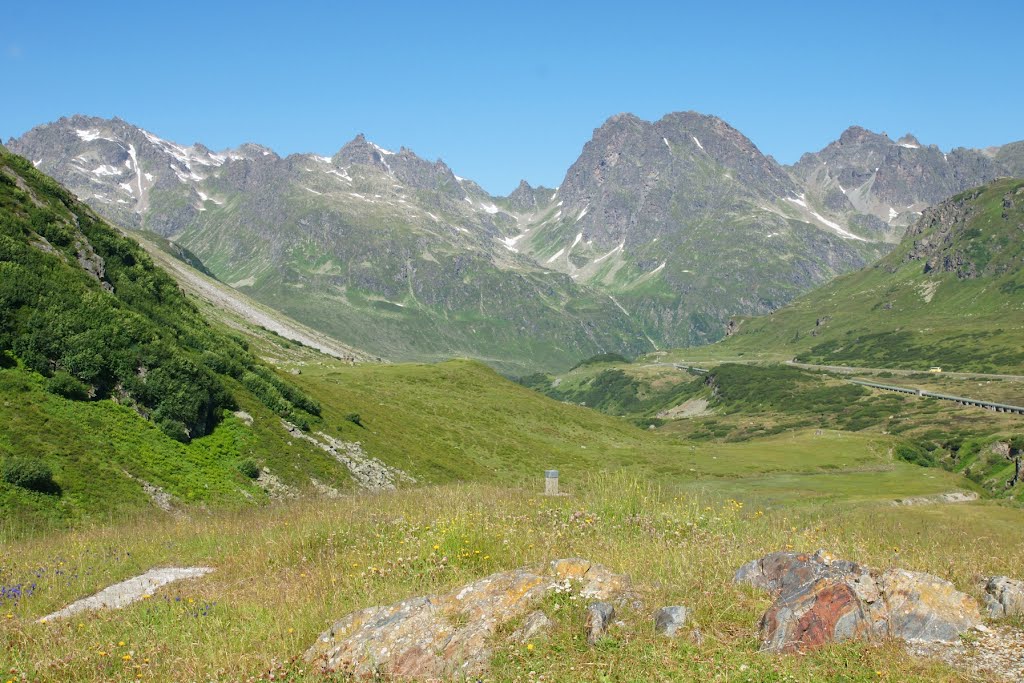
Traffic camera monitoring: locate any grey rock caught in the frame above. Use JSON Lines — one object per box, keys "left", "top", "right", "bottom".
{"left": 41, "top": 567, "right": 213, "bottom": 621}
{"left": 585, "top": 602, "right": 615, "bottom": 644}
{"left": 305, "top": 558, "right": 634, "bottom": 679}
{"left": 654, "top": 605, "right": 690, "bottom": 637}
{"left": 282, "top": 420, "right": 415, "bottom": 491}
{"left": 510, "top": 610, "right": 553, "bottom": 642}
{"left": 983, "top": 576, "right": 1024, "bottom": 618}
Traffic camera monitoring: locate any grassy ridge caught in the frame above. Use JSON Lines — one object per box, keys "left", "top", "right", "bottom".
{"left": 704, "top": 179, "right": 1024, "bottom": 373}
{"left": 0, "top": 149, "right": 321, "bottom": 440}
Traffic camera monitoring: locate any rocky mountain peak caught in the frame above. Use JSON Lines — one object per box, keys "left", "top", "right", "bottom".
{"left": 230, "top": 142, "right": 279, "bottom": 160}
{"left": 837, "top": 126, "right": 890, "bottom": 147}
{"left": 332, "top": 134, "right": 390, "bottom": 167}
{"left": 897, "top": 133, "right": 922, "bottom": 148}
{"left": 601, "top": 112, "right": 644, "bottom": 128}
{"left": 506, "top": 179, "right": 540, "bottom": 212}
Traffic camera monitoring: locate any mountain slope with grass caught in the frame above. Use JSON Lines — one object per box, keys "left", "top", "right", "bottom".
{"left": 710, "top": 178, "right": 1024, "bottom": 372}
{"left": 0, "top": 147, "right": 357, "bottom": 525}
{"left": 9, "top": 116, "right": 650, "bottom": 374}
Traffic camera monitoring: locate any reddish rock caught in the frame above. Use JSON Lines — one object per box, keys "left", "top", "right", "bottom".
{"left": 760, "top": 577, "right": 875, "bottom": 652}
{"left": 736, "top": 550, "right": 980, "bottom": 653}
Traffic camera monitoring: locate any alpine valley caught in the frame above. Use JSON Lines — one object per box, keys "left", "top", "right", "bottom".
{"left": 12, "top": 113, "right": 1020, "bottom": 373}
{"left": 5, "top": 122, "right": 1024, "bottom": 683}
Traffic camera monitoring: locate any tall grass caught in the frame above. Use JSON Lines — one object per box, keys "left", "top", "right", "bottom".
{"left": 3, "top": 474, "right": 1020, "bottom": 681}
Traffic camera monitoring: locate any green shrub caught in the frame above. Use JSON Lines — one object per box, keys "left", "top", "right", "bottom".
{"left": 238, "top": 459, "right": 260, "bottom": 479}
{"left": 290, "top": 413, "right": 311, "bottom": 431}
{"left": 45, "top": 371, "right": 90, "bottom": 400}
{"left": 344, "top": 412, "right": 364, "bottom": 427}
{"left": 158, "top": 418, "right": 190, "bottom": 443}
{"left": 1, "top": 457, "right": 58, "bottom": 493}
{"left": 894, "top": 442, "right": 936, "bottom": 468}
{"left": 569, "top": 353, "right": 631, "bottom": 371}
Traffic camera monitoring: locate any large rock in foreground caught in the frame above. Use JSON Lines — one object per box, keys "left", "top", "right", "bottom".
{"left": 304, "top": 558, "right": 635, "bottom": 680}
{"left": 735, "top": 550, "right": 980, "bottom": 653}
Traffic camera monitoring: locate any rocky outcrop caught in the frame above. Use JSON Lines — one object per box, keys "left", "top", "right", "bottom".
{"left": 891, "top": 491, "right": 978, "bottom": 506}
{"left": 735, "top": 550, "right": 980, "bottom": 653}
{"left": 282, "top": 421, "right": 414, "bottom": 491}
{"left": 902, "top": 184, "right": 1024, "bottom": 279}
{"left": 304, "top": 558, "right": 635, "bottom": 679}
{"left": 983, "top": 576, "right": 1024, "bottom": 619}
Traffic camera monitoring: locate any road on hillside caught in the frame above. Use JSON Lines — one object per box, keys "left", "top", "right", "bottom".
{"left": 645, "top": 359, "right": 1024, "bottom": 382}
{"left": 784, "top": 361, "right": 1024, "bottom": 382}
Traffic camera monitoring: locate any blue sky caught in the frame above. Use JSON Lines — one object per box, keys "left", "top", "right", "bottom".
{"left": 3, "top": 1, "right": 1021, "bottom": 194}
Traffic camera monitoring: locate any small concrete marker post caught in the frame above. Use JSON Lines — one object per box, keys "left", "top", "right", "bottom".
{"left": 545, "top": 469, "right": 559, "bottom": 496}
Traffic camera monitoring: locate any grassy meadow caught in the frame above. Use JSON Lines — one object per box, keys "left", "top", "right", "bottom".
{"left": 1, "top": 467, "right": 1018, "bottom": 682}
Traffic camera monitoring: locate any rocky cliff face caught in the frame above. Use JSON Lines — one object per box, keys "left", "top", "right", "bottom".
{"left": 790, "top": 126, "right": 1009, "bottom": 238}
{"left": 904, "top": 182, "right": 1024, "bottom": 279}
{"left": 509, "top": 112, "right": 886, "bottom": 347}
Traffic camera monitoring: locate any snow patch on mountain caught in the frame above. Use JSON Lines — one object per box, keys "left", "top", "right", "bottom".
{"left": 91, "top": 164, "right": 120, "bottom": 177}
{"left": 594, "top": 242, "right": 624, "bottom": 264}
{"left": 127, "top": 144, "right": 143, "bottom": 196}
{"left": 75, "top": 129, "right": 112, "bottom": 142}
{"left": 546, "top": 248, "right": 566, "bottom": 263}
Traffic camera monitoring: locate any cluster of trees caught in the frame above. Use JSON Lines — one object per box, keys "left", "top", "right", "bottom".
{"left": 0, "top": 150, "right": 319, "bottom": 441}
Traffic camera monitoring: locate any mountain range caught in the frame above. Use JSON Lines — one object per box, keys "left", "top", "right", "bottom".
{"left": 9, "top": 113, "right": 1021, "bottom": 371}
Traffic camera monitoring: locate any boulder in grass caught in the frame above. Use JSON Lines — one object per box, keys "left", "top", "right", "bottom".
{"left": 735, "top": 550, "right": 981, "bottom": 653}
{"left": 304, "top": 558, "right": 635, "bottom": 679}
{"left": 983, "top": 576, "right": 1024, "bottom": 619}
{"left": 585, "top": 602, "right": 615, "bottom": 644}
{"left": 654, "top": 605, "right": 690, "bottom": 637}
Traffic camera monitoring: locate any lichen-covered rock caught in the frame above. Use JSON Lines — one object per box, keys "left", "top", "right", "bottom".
{"left": 510, "top": 610, "right": 553, "bottom": 643}
{"left": 737, "top": 550, "right": 980, "bottom": 653}
{"left": 983, "top": 576, "right": 1024, "bottom": 619}
{"left": 877, "top": 570, "right": 980, "bottom": 642}
{"left": 654, "top": 606, "right": 690, "bottom": 637}
{"left": 304, "top": 558, "right": 635, "bottom": 679}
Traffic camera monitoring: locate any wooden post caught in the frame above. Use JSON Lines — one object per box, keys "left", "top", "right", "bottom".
{"left": 545, "top": 470, "right": 559, "bottom": 496}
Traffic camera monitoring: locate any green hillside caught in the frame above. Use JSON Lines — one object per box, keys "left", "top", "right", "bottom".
{"left": 704, "top": 179, "right": 1024, "bottom": 372}
{"left": 0, "top": 148, "right": 351, "bottom": 526}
